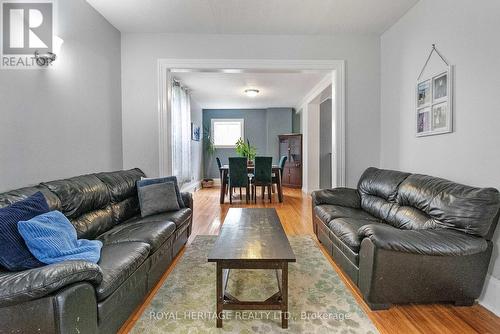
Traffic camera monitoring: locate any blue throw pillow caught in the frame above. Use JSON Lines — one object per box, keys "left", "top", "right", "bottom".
{"left": 137, "top": 176, "right": 185, "bottom": 208}
{"left": 18, "top": 211, "right": 103, "bottom": 264}
{"left": 0, "top": 192, "right": 48, "bottom": 271}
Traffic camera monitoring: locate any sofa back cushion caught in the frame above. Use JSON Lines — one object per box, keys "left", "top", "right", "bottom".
{"left": 70, "top": 206, "right": 114, "bottom": 239}
{"left": 357, "top": 167, "right": 410, "bottom": 221}
{"left": 41, "top": 175, "right": 112, "bottom": 239}
{"left": 0, "top": 185, "right": 61, "bottom": 211}
{"left": 397, "top": 174, "right": 500, "bottom": 239}
{"left": 42, "top": 175, "right": 110, "bottom": 219}
{"left": 95, "top": 168, "right": 145, "bottom": 223}
{"left": 0, "top": 169, "right": 146, "bottom": 241}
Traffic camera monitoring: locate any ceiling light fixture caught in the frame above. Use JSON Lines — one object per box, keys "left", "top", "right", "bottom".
{"left": 244, "top": 89, "right": 259, "bottom": 97}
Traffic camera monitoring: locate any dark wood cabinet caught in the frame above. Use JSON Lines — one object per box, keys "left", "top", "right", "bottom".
{"left": 278, "top": 134, "right": 303, "bottom": 188}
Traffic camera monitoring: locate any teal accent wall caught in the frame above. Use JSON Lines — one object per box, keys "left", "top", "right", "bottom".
{"left": 266, "top": 108, "right": 293, "bottom": 163}
{"left": 292, "top": 109, "right": 301, "bottom": 133}
{"left": 203, "top": 108, "right": 292, "bottom": 179}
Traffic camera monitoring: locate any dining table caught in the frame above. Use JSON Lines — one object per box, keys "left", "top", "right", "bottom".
{"left": 219, "top": 164, "right": 283, "bottom": 204}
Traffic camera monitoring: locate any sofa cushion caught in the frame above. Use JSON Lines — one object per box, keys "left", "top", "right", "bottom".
{"left": 70, "top": 206, "right": 114, "bottom": 239}
{"left": 109, "top": 197, "right": 140, "bottom": 224}
{"left": 314, "top": 205, "right": 378, "bottom": 224}
{"left": 358, "top": 224, "right": 488, "bottom": 256}
{"left": 42, "top": 175, "right": 110, "bottom": 219}
{"left": 98, "top": 221, "right": 175, "bottom": 252}
{"left": 96, "top": 169, "right": 145, "bottom": 223}
{"left": 357, "top": 167, "right": 411, "bottom": 221}
{"left": 359, "top": 194, "right": 395, "bottom": 223}
{"left": 124, "top": 208, "right": 192, "bottom": 230}
{"left": 325, "top": 226, "right": 360, "bottom": 264}
{"left": 358, "top": 167, "right": 411, "bottom": 202}
{"left": 96, "top": 242, "right": 150, "bottom": 301}
{"left": 95, "top": 169, "right": 145, "bottom": 203}
{"left": 0, "top": 185, "right": 61, "bottom": 211}
{"left": 327, "top": 218, "right": 381, "bottom": 252}
{"left": 384, "top": 204, "right": 438, "bottom": 230}
{"left": 397, "top": 174, "right": 500, "bottom": 238}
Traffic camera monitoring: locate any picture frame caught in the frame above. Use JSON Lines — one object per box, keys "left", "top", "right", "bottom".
{"left": 416, "top": 66, "right": 453, "bottom": 137}
{"left": 417, "top": 79, "right": 431, "bottom": 108}
{"left": 191, "top": 123, "right": 201, "bottom": 141}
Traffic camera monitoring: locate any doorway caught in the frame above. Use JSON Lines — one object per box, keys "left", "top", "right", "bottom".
{"left": 157, "top": 59, "right": 346, "bottom": 190}
{"left": 319, "top": 95, "right": 332, "bottom": 189}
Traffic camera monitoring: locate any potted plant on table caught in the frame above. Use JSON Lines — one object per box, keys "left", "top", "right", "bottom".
{"left": 202, "top": 126, "right": 216, "bottom": 188}
{"left": 235, "top": 138, "right": 257, "bottom": 166}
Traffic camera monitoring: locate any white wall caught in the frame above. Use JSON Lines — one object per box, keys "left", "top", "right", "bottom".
{"left": 190, "top": 98, "right": 203, "bottom": 184}
{"left": 380, "top": 0, "right": 500, "bottom": 315}
{"left": 0, "top": 0, "right": 122, "bottom": 191}
{"left": 303, "top": 103, "right": 320, "bottom": 193}
{"left": 121, "top": 33, "right": 381, "bottom": 187}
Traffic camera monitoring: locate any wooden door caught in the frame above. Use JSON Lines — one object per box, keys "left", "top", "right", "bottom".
{"left": 283, "top": 167, "right": 291, "bottom": 185}
{"left": 289, "top": 166, "right": 301, "bottom": 186}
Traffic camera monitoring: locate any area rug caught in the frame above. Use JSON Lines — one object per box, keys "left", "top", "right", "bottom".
{"left": 131, "top": 235, "right": 378, "bottom": 334}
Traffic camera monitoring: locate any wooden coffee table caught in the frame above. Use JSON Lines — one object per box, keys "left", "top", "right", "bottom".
{"left": 208, "top": 208, "right": 296, "bottom": 329}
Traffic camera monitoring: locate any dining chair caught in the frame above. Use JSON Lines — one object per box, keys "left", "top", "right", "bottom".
{"left": 216, "top": 157, "right": 230, "bottom": 196}
{"left": 272, "top": 155, "right": 287, "bottom": 193}
{"left": 228, "top": 157, "right": 250, "bottom": 204}
{"left": 252, "top": 156, "right": 273, "bottom": 203}
{"left": 216, "top": 157, "right": 222, "bottom": 170}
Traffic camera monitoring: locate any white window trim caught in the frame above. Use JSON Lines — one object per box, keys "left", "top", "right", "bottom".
{"left": 211, "top": 118, "right": 245, "bottom": 148}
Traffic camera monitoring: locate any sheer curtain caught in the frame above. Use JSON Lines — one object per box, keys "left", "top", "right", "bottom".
{"left": 171, "top": 80, "right": 191, "bottom": 185}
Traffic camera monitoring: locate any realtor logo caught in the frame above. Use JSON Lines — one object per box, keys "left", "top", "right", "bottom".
{"left": 1, "top": 0, "right": 53, "bottom": 68}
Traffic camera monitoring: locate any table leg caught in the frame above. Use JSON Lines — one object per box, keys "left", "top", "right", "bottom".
{"left": 219, "top": 170, "right": 227, "bottom": 204}
{"left": 281, "top": 262, "right": 288, "bottom": 329}
{"left": 277, "top": 170, "right": 284, "bottom": 203}
{"left": 216, "top": 263, "right": 223, "bottom": 328}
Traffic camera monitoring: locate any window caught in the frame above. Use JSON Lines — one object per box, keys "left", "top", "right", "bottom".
{"left": 211, "top": 119, "right": 244, "bottom": 148}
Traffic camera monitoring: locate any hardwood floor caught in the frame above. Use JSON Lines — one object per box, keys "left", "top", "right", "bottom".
{"left": 120, "top": 187, "right": 500, "bottom": 334}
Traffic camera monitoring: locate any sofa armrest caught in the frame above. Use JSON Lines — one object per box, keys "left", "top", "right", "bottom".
{"left": 358, "top": 224, "right": 488, "bottom": 256}
{"left": 0, "top": 260, "right": 102, "bottom": 307}
{"left": 181, "top": 192, "right": 193, "bottom": 210}
{"left": 311, "top": 188, "right": 361, "bottom": 208}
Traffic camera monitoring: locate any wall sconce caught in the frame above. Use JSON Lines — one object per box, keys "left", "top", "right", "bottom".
{"left": 34, "top": 51, "right": 56, "bottom": 66}
{"left": 34, "top": 36, "right": 64, "bottom": 67}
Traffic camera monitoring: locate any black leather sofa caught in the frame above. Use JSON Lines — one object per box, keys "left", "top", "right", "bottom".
{"left": 0, "top": 168, "right": 193, "bottom": 333}
{"left": 312, "top": 167, "right": 500, "bottom": 310}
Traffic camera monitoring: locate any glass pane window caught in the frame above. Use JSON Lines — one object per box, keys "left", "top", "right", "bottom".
{"left": 211, "top": 119, "right": 244, "bottom": 148}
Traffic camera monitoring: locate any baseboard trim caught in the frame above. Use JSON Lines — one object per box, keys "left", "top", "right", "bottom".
{"left": 181, "top": 180, "right": 201, "bottom": 193}
{"left": 302, "top": 187, "right": 315, "bottom": 195}
{"left": 479, "top": 274, "right": 500, "bottom": 316}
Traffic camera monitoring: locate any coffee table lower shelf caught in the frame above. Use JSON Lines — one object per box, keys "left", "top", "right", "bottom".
{"left": 215, "top": 260, "right": 289, "bottom": 329}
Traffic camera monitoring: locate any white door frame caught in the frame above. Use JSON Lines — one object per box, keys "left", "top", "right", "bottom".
{"left": 157, "top": 59, "right": 346, "bottom": 188}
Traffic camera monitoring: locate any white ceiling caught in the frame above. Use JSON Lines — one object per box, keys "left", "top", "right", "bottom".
{"left": 86, "top": 0, "right": 419, "bottom": 34}
{"left": 173, "top": 71, "right": 329, "bottom": 109}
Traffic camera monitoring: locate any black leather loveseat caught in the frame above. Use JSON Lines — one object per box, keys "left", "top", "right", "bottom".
{"left": 312, "top": 167, "right": 500, "bottom": 310}
{"left": 0, "top": 168, "right": 192, "bottom": 333}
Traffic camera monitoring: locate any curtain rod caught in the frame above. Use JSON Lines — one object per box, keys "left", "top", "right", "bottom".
{"left": 172, "top": 77, "right": 190, "bottom": 92}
